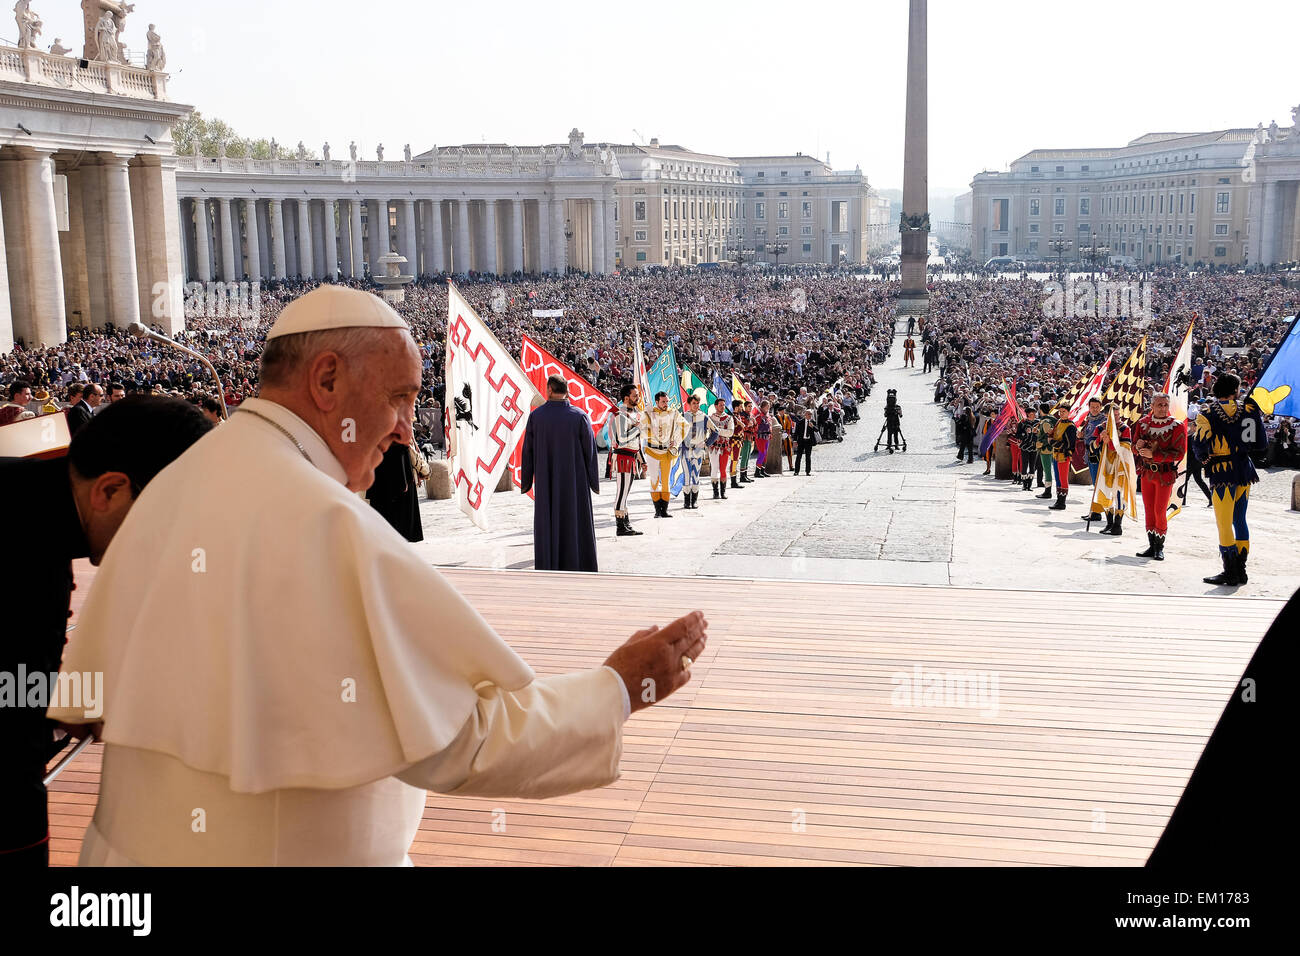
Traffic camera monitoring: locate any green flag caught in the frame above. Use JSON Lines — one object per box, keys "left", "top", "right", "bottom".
{"left": 681, "top": 363, "right": 718, "bottom": 409}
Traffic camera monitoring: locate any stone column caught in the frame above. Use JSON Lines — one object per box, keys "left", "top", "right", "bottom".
{"left": 130, "top": 157, "right": 187, "bottom": 336}
{"left": 898, "top": 0, "right": 929, "bottom": 308}
{"left": 455, "top": 199, "right": 471, "bottom": 273}
{"left": 592, "top": 196, "right": 606, "bottom": 274}
{"left": 551, "top": 197, "right": 567, "bottom": 274}
{"left": 244, "top": 198, "right": 261, "bottom": 282}
{"left": 401, "top": 199, "right": 418, "bottom": 274}
{"left": 538, "top": 198, "right": 552, "bottom": 274}
{"left": 269, "top": 199, "right": 288, "bottom": 280}
{"left": 425, "top": 199, "right": 445, "bottom": 275}
{"left": 0, "top": 189, "right": 12, "bottom": 353}
{"left": 1260, "top": 180, "right": 1279, "bottom": 267}
{"left": 367, "top": 199, "right": 387, "bottom": 274}
{"left": 217, "top": 198, "right": 237, "bottom": 281}
{"left": 349, "top": 199, "right": 364, "bottom": 278}
{"left": 482, "top": 199, "right": 499, "bottom": 275}
{"left": 322, "top": 200, "right": 339, "bottom": 280}
{"left": 100, "top": 154, "right": 140, "bottom": 329}
{"left": 511, "top": 198, "right": 524, "bottom": 274}
{"left": 61, "top": 168, "right": 91, "bottom": 328}
{"left": 192, "top": 199, "right": 213, "bottom": 284}
{"left": 297, "top": 199, "right": 314, "bottom": 278}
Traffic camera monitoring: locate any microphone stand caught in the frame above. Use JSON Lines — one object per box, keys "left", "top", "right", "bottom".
{"left": 128, "top": 322, "right": 229, "bottom": 419}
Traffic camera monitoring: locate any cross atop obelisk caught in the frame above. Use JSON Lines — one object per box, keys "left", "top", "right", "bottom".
{"left": 897, "top": 0, "right": 930, "bottom": 313}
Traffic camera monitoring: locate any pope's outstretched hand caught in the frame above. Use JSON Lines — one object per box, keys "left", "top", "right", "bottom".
{"left": 604, "top": 611, "right": 707, "bottom": 713}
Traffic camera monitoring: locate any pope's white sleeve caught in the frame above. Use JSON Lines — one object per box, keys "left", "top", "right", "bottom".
{"left": 395, "top": 666, "right": 627, "bottom": 799}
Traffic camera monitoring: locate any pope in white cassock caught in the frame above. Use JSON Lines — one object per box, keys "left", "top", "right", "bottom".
{"left": 49, "top": 286, "right": 707, "bottom": 866}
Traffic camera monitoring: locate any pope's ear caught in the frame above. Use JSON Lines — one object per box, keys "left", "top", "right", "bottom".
{"left": 308, "top": 350, "right": 343, "bottom": 409}
{"left": 89, "top": 471, "right": 135, "bottom": 515}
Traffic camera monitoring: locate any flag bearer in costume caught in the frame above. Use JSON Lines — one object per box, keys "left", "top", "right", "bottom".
{"left": 643, "top": 390, "right": 687, "bottom": 518}
{"left": 753, "top": 400, "right": 773, "bottom": 478}
{"left": 681, "top": 393, "right": 709, "bottom": 509}
{"left": 1047, "top": 399, "right": 1077, "bottom": 511}
{"left": 1007, "top": 400, "right": 1024, "bottom": 485}
{"left": 1133, "top": 393, "right": 1188, "bottom": 561}
{"left": 1086, "top": 405, "right": 1135, "bottom": 535}
{"left": 779, "top": 404, "right": 797, "bottom": 471}
{"left": 611, "top": 384, "right": 644, "bottom": 537}
{"left": 727, "top": 401, "right": 745, "bottom": 491}
{"left": 706, "top": 398, "right": 735, "bottom": 500}
{"left": 1035, "top": 402, "right": 1057, "bottom": 499}
{"left": 1015, "top": 405, "right": 1039, "bottom": 491}
{"left": 1079, "top": 397, "right": 1107, "bottom": 522}
{"left": 737, "top": 399, "right": 757, "bottom": 483}
{"left": 1191, "top": 373, "right": 1268, "bottom": 586}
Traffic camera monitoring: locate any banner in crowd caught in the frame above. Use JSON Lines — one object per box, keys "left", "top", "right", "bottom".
{"left": 1063, "top": 357, "right": 1111, "bottom": 426}
{"left": 507, "top": 334, "right": 615, "bottom": 499}
{"left": 681, "top": 365, "right": 718, "bottom": 409}
{"left": 445, "top": 282, "right": 541, "bottom": 531}
{"left": 979, "top": 380, "right": 1019, "bottom": 456}
{"left": 732, "top": 374, "right": 756, "bottom": 406}
{"left": 1089, "top": 407, "right": 1138, "bottom": 520}
{"left": 1104, "top": 336, "right": 1148, "bottom": 425}
{"left": 712, "top": 370, "right": 734, "bottom": 412}
{"left": 646, "top": 342, "right": 686, "bottom": 497}
{"left": 1251, "top": 313, "right": 1299, "bottom": 418}
{"left": 1163, "top": 321, "right": 1195, "bottom": 521}
{"left": 530, "top": 308, "right": 564, "bottom": 318}
{"left": 633, "top": 323, "right": 652, "bottom": 413}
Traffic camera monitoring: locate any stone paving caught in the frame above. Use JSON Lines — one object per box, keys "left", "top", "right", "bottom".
{"left": 412, "top": 317, "right": 1300, "bottom": 598}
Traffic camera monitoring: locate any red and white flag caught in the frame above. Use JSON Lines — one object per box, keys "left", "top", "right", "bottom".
{"left": 508, "top": 334, "right": 616, "bottom": 496}
{"left": 445, "top": 282, "right": 541, "bottom": 530}
{"left": 1065, "top": 356, "right": 1112, "bottom": 426}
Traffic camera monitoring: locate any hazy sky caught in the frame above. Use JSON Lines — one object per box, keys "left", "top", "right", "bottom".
{"left": 42, "top": 0, "right": 1299, "bottom": 191}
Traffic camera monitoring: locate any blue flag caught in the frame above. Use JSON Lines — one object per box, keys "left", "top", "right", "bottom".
{"left": 712, "top": 370, "right": 734, "bottom": 412}
{"left": 1252, "top": 314, "right": 1300, "bottom": 418}
{"left": 647, "top": 343, "right": 686, "bottom": 496}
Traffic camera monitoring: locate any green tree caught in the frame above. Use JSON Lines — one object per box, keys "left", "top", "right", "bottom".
{"left": 171, "top": 112, "right": 316, "bottom": 159}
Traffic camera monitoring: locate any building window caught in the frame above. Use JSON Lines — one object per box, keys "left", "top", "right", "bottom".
{"left": 801, "top": 201, "right": 812, "bottom": 218}
{"left": 663, "top": 200, "right": 669, "bottom": 218}
{"left": 1178, "top": 194, "right": 1184, "bottom": 214}
{"left": 1214, "top": 223, "right": 1229, "bottom": 236}
{"left": 778, "top": 202, "right": 788, "bottom": 219}
{"left": 1054, "top": 198, "right": 1065, "bottom": 216}
{"left": 1214, "top": 245, "right": 1227, "bottom": 257}
{"left": 778, "top": 225, "right": 788, "bottom": 236}
{"left": 1028, "top": 240, "right": 1039, "bottom": 253}
{"left": 1056, "top": 165, "right": 1064, "bottom": 172}
{"left": 1080, "top": 198, "right": 1090, "bottom": 216}
{"left": 634, "top": 201, "right": 646, "bottom": 221}
{"left": 1216, "top": 192, "right": 1229, "bottom": 214}
{"left": 804, "top": 171, "right": 811, "bottom": 177}
{"left": 1190, "top": 193, "right": 1195, "bottom": 213}
{"left": 636, "top": 251, "right": 647, "bottom": 262}
{"left": 1030, "top": 166, "right": 1039, "bottom": 172}
{"left": 755, "top": 202, "right": 765, "bottom": 219}
{"left": 1054, "top": 223, "right": 1064, "bottom": 234}
{"left": 1029, "top": 198, "right": 1040, "bottom": 216}
{"left": 1081, "top": 165, "right": 1089, "bottom": 172}
{"left": 634, "top": 230, "right": 647, "bottom": 241}
{"left": 757, "top": 172, "right": 764, "bottom": 178}
{"left": 1217, "top": 177, "right": 1230, "bottom": 184}
{"left": 802, "top": 242, "right": 812, "bottom": 252}
{"left": 1029, "top": 223, "right": 1039, "bottom": 234}
{"left": 801, "top": 225, "right": 812, "bottom": 236}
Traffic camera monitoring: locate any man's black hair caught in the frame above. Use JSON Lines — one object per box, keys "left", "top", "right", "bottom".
{"left": 67, "top": 395, "right": 215, "bottom": 493}
{"left": 620, "top": 383, "right": 637, "bottom": 401}
{"left": 547, "top": 374, "right": 568, "bottom": 396}
{"left": 1212, "top": 373, "right": 1240, "bottom": 400}
{"left": 654, "top": 390, "right": 667, "bottom": 401}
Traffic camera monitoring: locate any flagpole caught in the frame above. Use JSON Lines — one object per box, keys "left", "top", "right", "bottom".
{"left": 1250, "top": 313, "right": 1300, "bottom": 392}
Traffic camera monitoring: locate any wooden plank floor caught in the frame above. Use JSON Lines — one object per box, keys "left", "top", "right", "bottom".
{"left": 48, "top": 565, "right": 1281, "bottom": 866}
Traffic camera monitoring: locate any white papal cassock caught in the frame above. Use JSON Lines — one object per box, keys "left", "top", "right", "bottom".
{"left": 48, "top": 397, "right": 627, "bottom": 865}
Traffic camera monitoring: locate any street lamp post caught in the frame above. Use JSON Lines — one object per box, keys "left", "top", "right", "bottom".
{"left": 1048, "top": 236, "right": 1072, "bottom": 280}
{"left": 1080, "top": 232, "right": 1110, "bottom": 286}
{"left": 769, "top": 240, "right": 789, "bottom": 270}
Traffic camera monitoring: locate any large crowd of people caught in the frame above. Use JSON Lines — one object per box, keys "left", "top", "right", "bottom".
{"left": 2, "top": 267, "right": 1297, "bottom": 469}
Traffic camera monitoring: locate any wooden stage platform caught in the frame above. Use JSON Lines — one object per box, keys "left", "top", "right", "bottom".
{"left": 48, "top": 567, "right": 1282, "bottom": 866}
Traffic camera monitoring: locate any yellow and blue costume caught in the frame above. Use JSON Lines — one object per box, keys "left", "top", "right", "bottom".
{"left": 1191, "top": 396, "right": 1267, "bottom": 585}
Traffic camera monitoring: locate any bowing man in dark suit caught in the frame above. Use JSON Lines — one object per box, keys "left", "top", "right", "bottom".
{"left": 792, "top": 409, "right": 818, "bottom": 476}
{"left": 64, "top": 384, "right": 93, "bottom": 437}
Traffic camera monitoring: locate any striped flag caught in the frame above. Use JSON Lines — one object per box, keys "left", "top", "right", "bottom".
{"left": 681, "top": 364, "right": 718, "bottom": 409}
{"left": 633, "top": 322, "right": 652, "bottom": 413}
{"left": 979, "top": 380, "right": 1019, "bottom": 456}
{"left": 647, "top": 342, "right": 686, "bottom": 496}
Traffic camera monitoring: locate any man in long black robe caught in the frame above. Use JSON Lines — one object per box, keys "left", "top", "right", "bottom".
{"left": 367, "top": 441, "right": 423, "bottom": 542}
{"left": 520, "top": 376, "right": 600, "bottom": 572}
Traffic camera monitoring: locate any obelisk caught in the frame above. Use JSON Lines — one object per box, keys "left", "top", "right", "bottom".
{"left": 898, "top": 0, "right": 929, "bottom": 312}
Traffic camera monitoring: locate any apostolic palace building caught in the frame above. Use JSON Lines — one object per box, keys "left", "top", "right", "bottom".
{"left": 970, "top": 114, "right": 1300, "bottom": 268}
{"left": 1, "top": 7, "right": 884, "bottom": 350}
